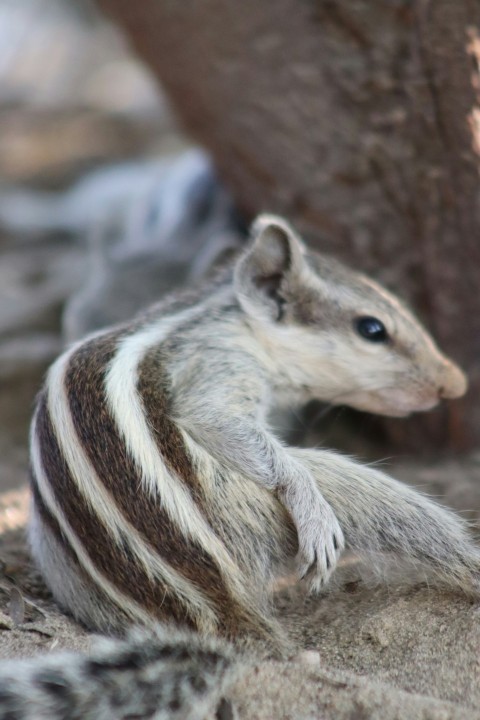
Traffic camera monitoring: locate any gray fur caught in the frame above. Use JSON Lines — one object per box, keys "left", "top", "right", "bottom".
{"left": 6, "top": 213, "right": 475, "bottom": 719}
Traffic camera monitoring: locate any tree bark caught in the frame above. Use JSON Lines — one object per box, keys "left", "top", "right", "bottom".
{"left": 97, "top": 0, "right": 480, "bottom": 453}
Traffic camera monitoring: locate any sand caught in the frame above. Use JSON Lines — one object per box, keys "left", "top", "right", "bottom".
{"left": 0, "top": 482, "right": 479, "bottom": 719}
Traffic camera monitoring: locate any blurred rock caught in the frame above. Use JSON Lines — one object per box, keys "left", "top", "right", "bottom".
{"left": 0, "top": 0, "right": 164, "bottom": 119}
{"left": 0, "top": 241, "right": 84, "bottom": 336}
{"left": 62, "top": 150, "right": 243, "bottom": 339}
{"left": 0, "top": 107, "right": 181, "bottom": 187}
{"left": 0, "top": 149, "right": 244, "bottom": 482}
{"left": 0, "top": 149, "right": 243, "bottom": 340}
{"left": 0, "top": 0, "right": 179, "bottom": 187}
{"left": 0, "top": 233, "right": 83, "bottom": 475}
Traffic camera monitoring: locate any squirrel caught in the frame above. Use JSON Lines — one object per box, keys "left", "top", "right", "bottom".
{"left": 0, "top": 214, "right": 477, "bottom": 720}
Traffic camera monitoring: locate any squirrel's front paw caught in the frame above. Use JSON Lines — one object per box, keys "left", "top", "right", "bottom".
{"left": 295, "top": 499, "right": 345, "bottom": 593}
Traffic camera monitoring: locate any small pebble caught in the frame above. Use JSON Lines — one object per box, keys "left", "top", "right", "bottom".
{"left": 295, "top": 650, "right": 321, "bottom": 666}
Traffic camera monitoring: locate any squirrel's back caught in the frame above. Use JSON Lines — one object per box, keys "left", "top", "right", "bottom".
{"left": 29, "top": 274, "right": 291, "bottom": 646}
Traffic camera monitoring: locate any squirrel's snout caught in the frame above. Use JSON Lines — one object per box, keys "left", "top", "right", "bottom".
{"left": 437, "top": 362, "right": 468, "bottom": 400}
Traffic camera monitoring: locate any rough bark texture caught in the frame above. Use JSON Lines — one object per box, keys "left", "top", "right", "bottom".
{"left": 97, "top": 0, "right": 480, "bottom": 452}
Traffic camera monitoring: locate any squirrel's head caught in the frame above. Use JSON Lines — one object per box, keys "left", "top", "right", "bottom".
{"left": 234, "top": 214, "right": 467, "bottom": 417}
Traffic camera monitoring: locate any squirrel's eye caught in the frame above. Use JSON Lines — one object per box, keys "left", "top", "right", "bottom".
{"left": 355, "top": 316, "right": 388, "bottom": 343}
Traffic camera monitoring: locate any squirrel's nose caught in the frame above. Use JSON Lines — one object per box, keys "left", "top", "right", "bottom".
{"left": 438, "top": 361, "right": 468, "bottom": 400}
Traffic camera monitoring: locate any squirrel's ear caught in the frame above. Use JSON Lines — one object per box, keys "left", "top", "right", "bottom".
{"left": 234, "top": 214, "right": 307, "bottom": 321}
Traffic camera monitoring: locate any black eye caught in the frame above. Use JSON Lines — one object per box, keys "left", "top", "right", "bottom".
{"left": 355, "top": 316, "right": 388, "bottom": 343}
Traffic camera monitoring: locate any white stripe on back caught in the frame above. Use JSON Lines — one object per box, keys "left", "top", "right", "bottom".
{"left": 104, "top": 308, "right": 248, "bottom": 593}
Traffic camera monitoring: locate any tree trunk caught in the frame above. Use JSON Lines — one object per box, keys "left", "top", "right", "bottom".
{"left": 97, "top": 0, "right": 480, "bottom": 453}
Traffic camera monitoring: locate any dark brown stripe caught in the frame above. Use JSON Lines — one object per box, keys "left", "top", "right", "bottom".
{"left": 64, "top": 332, "right": 253, "bottom": 632}
{"left": 137, "top": 349, "right": 207, "bottom": 508}
{"left": 34, "top": 392, "right": 191, "bottom": 627}
{"left": 30, "top": 464, "right": 83, "bottom": 576}
{"left": 138, "top": 348, "right": 293, "bottom": 573}
{"left": 136, "top": 349, "right": 264, "bottom": 569}
{"left": 29, "top": 466, "right": 133, "bottom": 631}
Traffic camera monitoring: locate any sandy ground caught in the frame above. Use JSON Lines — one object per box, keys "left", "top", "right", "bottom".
{"left": 0, "top": 476, "right": 479, "bottom": 719}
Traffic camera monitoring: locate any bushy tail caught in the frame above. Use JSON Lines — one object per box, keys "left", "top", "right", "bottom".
{"left": 0, "top": 625, "right": 238, "bottom": 720}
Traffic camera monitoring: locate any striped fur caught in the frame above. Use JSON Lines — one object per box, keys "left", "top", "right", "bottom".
{"left": 33, "top": 320, "right": 283, "bottom": 646}
{"left": 29, "top": 213, "right": 478, "bottom": 673}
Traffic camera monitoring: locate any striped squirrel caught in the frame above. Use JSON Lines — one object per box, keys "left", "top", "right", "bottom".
{"left": 2, "top": 214, "right": 477, "bottom": 720}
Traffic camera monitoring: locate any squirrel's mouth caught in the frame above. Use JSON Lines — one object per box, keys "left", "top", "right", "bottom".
{"left": 333, "top": 389, "right": 440, "bottom": 417}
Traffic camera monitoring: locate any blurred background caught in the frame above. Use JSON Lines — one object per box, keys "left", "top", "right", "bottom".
{"left": 0, "top": 0, "right": 243, "bottom": 495}
{"left": 0, "top": 0, "right": 479, "bottom": 501}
